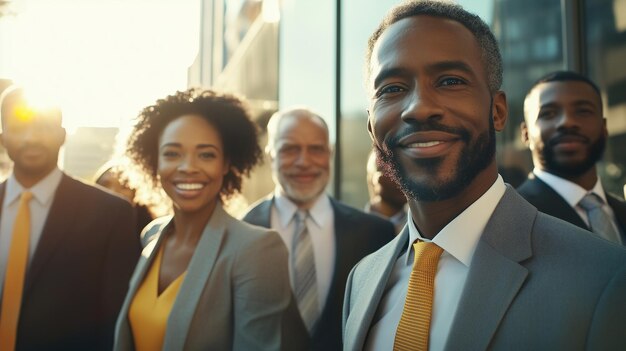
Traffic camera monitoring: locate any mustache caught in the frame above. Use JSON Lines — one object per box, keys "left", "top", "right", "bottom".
{"left": 385, "top": 120, "right": 471, "bottom": 147}
{"left": 548, "top": 131, "right": 590, "bottom": 146}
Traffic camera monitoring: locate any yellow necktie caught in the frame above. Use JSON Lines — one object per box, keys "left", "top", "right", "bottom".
{"left": 0, "top": 191, "right": 33, "bottom": 351}
{"left": 394, "top": 241, "right": 443, "bottom": 351}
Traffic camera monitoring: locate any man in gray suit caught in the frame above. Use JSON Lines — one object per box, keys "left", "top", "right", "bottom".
{"left": 342, "top": 1, "right": 626, "bottom": 350}
{"left": 243, "top": 107, "right": 395, "bottom": 351}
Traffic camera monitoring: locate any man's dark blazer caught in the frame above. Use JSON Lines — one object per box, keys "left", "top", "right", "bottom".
{"left": 517, "top": 174, "right": 626, "bottom": 242}
{"left": 0, "top": 173, "right": 141, "bottom": 351}
{"left": 242, "top": 195, "right": 395, "bottom": 351}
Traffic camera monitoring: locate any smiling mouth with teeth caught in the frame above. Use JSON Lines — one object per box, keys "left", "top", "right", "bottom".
{"left": 407, "top": 141, "right": 444, "bottom": 148}
{"left": 176, "top": 183, "right": 204, "bottom": 190}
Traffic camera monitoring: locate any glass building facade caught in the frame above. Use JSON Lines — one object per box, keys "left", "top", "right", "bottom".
{"left": 195, "top": 0, "right": 626, "bottom": 209}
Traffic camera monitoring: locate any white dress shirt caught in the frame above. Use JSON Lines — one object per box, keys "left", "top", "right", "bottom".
{"left": 0, "top": 168, "right": 63, "bottom": 297}
{"left": 533, "top": 168, "right": 622, "bottom": 241}
{"left": 365, "top": 175, "right": 506, "bottom": 351}
{"left": 271, "top": 192, "right": 336, "bottom": 315}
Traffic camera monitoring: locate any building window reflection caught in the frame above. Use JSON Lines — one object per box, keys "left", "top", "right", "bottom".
{"left": 223, "top": 0, "right": 262, "bottom": 68}
{"left": 585, "top": 0, "right": 626, "bottom": 196}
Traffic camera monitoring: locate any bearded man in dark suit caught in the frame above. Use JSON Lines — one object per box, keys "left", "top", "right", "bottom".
{"left": 518, "top": 71, "right": 626, "bottom": 245}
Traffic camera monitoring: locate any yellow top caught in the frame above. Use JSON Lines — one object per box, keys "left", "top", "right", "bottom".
{"left": 129, "top": 245, "right": 187, "bottom": 351}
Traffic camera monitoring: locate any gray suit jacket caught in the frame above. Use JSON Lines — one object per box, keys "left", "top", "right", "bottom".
{"left": 343, "top": 186, "right": 626, "bottom": 350}
{"left": 114, "top": 203, "right": 292, "bottom": 351}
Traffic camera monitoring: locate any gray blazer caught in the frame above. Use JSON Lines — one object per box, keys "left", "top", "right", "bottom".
{"left": 343, "top": 186, "right": 626, "bottom": 351}
{"left": 114, "top": 203, "right": 292, "bottom": 351}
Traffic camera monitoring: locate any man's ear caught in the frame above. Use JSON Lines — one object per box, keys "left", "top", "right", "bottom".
{"left": 55, "top": 127, "right": 67, "bottom": 147}
{"left": 603, "top": 117, "right": 609, "bottom": 138}
{"left": 520, "top": 121, "right": 530, "bottom": 146}
{"left": 492, "top": 91, "right": 508, "bottom": 132}
{"left": 265, "top": 144, "right": 275, "bottom": 162}
{"left": 367, "top": 115, "right": 375, "bottom": 142}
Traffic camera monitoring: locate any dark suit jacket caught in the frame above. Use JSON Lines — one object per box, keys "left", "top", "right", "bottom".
{"left": 242, "top": 195, "right": 395, "bottom": 351}
{"left": 344, "top": 186, "right": 626, "bottom": 350}
{"left": 0, "top": 174, "right": 141, "bottom": 351}
{"left": 517, "top": 175, "right": 626, "bottom": 242}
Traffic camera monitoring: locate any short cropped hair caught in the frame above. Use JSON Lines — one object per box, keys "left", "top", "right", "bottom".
{"left": 526, "top": 70, "right": 601, "bottom": 100}
{"left": 265, "top": 106, "right": 329, "bottom": 154}
{"left": 523, "top": 71, "right": 602, "bottom": 121}
{"left": 365, "top": 0, "right": 503, "bottom": 93}
{"left": 126, "top": 88, "right": 262, "bottom": 199}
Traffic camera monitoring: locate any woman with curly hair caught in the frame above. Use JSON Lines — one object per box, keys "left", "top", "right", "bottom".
{"left": 113, "top": 88, "right": 293, "bottom": 351}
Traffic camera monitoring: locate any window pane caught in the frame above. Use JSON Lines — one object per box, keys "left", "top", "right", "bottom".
{"left": 585, "top": 0, "right": 626, "bottom": 197}
{"left": 490, "top": 0, "right": 565, "bottom": 183}
{"left": 339, "top": 0, "right": 399, "bottom": 207}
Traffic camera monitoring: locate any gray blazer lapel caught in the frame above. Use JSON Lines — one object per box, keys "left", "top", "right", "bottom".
{"left": 162, "top": 203, "right": 228, "bottom": 350}
{"left": 345, "top": 229, "right": 408, "bottom": 351}
{"left": 445, "top": 187, "right": 534, "bottom": 351}
{"left": 114, "top": 219, "right": 170, "bottom": 351}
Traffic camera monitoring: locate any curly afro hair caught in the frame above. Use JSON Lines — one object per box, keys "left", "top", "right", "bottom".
{"left": 126, "top": 88, "right": 262, "bottom": 200}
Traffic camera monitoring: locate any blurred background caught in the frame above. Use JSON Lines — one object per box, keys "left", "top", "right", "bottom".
{"left": 1, "top": 0, "right": 625, "bottom": 211}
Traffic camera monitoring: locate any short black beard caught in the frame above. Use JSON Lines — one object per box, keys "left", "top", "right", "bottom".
{"left": 542, "top": 132, "right": 606, "bottom": 177}
{"left": 376, "top": 117, "right": 496, "bottom": 202}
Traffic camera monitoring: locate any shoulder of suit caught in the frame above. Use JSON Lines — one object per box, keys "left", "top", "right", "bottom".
{"left": 332, "top": 198, "right": 395, "bottom": 225}
{"left": 229, "top": 214, "right": 277, "bottom": 239}
{"left": 140, "top": 215, "right": 172, "bottom": 247}
{"left": 534, "top": 211, "right": 626, "bottom": 260}
{"left": 242, "top": 194, "right": 272, "bottom": 213}
{"left": 59, "top": 174, "right": 133, "bottom": 208}
{"left": 516, "top": 176, "right": 542, "bottom": 194}
{"left": 607, "top": 192, "right": 626, "bottom": 204}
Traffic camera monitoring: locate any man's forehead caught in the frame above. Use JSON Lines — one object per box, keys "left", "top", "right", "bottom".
{"left": 531, "top": 81, "right": 600, "bottom": 107}
{"left": 3, "top": 104, "right": 62, "bottom": 126}
{"left": 369, "top": 15, "right": 483, "bottom": 86}
{"left": 275, "top": 136, "right": 328, "bottom": 147}
{"left": 2, "top": 90, "right": 61, "bottom": 117}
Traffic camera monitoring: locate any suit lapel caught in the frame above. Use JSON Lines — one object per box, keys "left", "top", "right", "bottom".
{"left": 322, "top": 199, "right": 351, "bottom": 321}
{"left": 24, "top": 175, "right": 77, "bottom": 294}
{"left": 607, "top": 193, "right": 626, "bottom": 242}
{"left": 345, "top": 229, "right": 407, "bottom": 351}
{"left": 114, "top": 226, "right": 166, "bottom": 351}
{"left": 445, "top": 187, "right": 534, "bottom": 350}
{"left": 162, "top": 203, "right": 228, "bottom": 350}
{"left": 527, "top": 177, "right": 588, "bottom": 229}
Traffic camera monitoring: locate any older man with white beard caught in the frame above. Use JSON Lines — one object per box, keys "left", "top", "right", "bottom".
{"left": 242, "top": 107, "right": 395, "bottom": 351}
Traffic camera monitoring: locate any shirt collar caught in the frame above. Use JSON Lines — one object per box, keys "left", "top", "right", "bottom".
{"left": 273, "top": 191, "right": 331, "bottom": 228}
{"left": 5, "top": 168, "right": 63, "bottom": 206}
{"left": 533, "top": 168, "right": 607, "bottom": 206}
{"left": 405, "top": 175, "right": 507, "bottom": 266}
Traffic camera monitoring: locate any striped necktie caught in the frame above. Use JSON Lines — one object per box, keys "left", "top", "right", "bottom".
{"left": 292, "top": 210, "right": 319, "bottom": 334}
{"left": 394, "top": 241, "right": 443, "bottom": 351}
{"left": 0, "top": 191, "right": 34, "bottom": 351}
{"left": 579, "top": 193, "right": 621, "bottom": 244}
